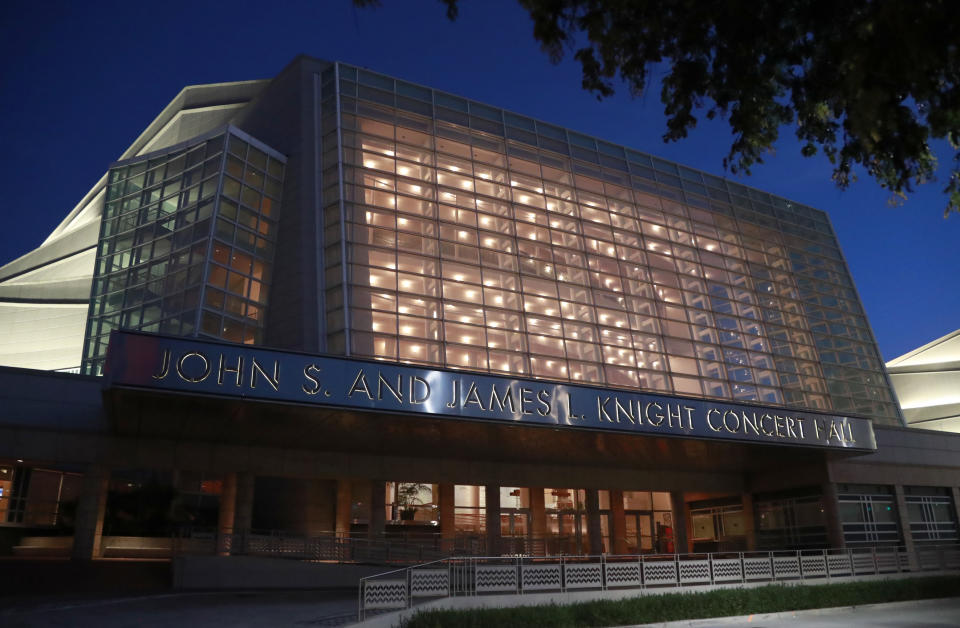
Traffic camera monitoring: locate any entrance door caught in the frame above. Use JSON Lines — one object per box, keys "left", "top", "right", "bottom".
{"left": 556, "top": 510, "right": 586, "bottom": 554}
{"left": 624, "top": 510, "right": 654, "bottom": 553}
{"left": 553, "top": 510, "right": 611, "bottom": 554}
{"left": 500, "top": 508, "right": 531, "bottom": 554}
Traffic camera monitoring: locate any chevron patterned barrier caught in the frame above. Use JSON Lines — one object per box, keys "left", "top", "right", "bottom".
{"left": 358, "top": 545, "right": 960, "bottom": 621}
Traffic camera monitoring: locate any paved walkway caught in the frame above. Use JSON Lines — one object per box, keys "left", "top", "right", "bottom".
{"left": 0, "top": 590, "right": 358, "bottom": 627}
{"left": 634, "top": 597, "right": 960, "bottom": 627}
{"left": 2, "top": 592, "right": 958, "bottom": 627}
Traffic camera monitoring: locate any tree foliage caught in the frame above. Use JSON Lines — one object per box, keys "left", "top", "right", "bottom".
{"left": 358, "top": 0, "right": 960, "bottom": 216}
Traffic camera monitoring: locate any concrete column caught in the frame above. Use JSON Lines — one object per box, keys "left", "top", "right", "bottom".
{"left": 610, "top": 489, "right": 627, "bottom": 555}
{"left": 335, "top": 479, "right": 352, "bottom": 538}
{"left": 484, "top": 485, "right": 500, "bottom": 555}
{"left": 438, "top": 483, "right": 455, "bottom": 551}
{"left": 741, "top": 493, "right": 756, "bottom": 551}
{"left": 893, "top": 484, "right": 917, "bottom": 567}
{"left": 529, "top": 487, "right": 546, "bottom": 555}
{"left": 585, "top": 488, "right": 603, "bottom": 555}
{"left": 821, "top": 482, "right": 845, "bottom": 549}
{"left": 234, "top": 472, "right": 254, "bottom": 554}
{"left": 670, "top": 492, "right": 688, "bottom": 554}
{"left": 71, "top": 465, "right": 109, "bottom": 561}
{"left": 951, "top": 487, "right": 960, "bottom": 532}
{"left": 217, "top": 472, "right": 238, "bottom": 555}
{"left": 234, "top": 472, "right": 255, "bottom": 533}
{"left": 368, "top": 481, "right": 386, "bottom": 539}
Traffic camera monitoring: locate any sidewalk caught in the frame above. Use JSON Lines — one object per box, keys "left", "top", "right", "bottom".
{"left": 631, "top": 597, "right": 960, "bottom": 627}
{"left": 0, "top": 589, "right": 358, "bottom": 628}
{"left": 2, "top": 591, "right": 958, "bottom": 627}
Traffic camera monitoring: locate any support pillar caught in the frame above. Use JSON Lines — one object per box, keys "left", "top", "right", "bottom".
{"left": 529, "top": 487, "right": 546, "bottom": 555}
{"left": 217, "top": 472, "right": 238, "bottom": 555}
{"left": 234, "top": 472, "right": 254, "bottom": 553}
{"left": 438, "top": 483, "right": 455, "bottom": 552}
{"left": 741, "top": 493, "right": 756, "bottom": 551}
{"left": 951, "top": 487, "right": 960, "bottom": 533}
{"left": 335, "top": 479, "right": 352, "bottom": 538}
{"left": 585, "top": 488, "right": 603, "bottom": 555}
{"left": 893, "top": 484, "right": 917, "bottom": 567}
{"left": 368, "top": 481, "right": 386, "bottom": 539}
{"left": 484, "top": 485, "right": 500, "bottom": 555}
{"left": 669, "top": 492, "right": 688, "bottom": 554}
{"left": 610, "top": 489, "right": 627, "bottom": 555}
{"left": 821, "top": 482, "right": 845, "bottom": 549}
{"left": 72, "top": 465, "right": 109, "bottom": 561}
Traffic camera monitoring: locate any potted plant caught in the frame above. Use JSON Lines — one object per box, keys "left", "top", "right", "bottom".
{"left": 396, "top": 483, "right": 430, "bottom": 521}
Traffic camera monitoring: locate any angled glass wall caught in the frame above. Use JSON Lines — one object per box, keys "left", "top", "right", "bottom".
{"left": 323, "top": 62, "right": 901, "bottom": 426}
{"left": 81, "top": 127, "right": 285, "bottom": 375}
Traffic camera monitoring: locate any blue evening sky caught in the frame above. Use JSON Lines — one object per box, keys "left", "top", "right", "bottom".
{"left": 1, "top": 1, "right": 956, "bottom": 361}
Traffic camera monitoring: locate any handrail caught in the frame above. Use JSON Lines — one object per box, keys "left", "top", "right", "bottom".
{"left": 170, "top": 528, "right": 652, "bottom": 564}
{"left": 357, "top": 544, "right": 960, "bottom": 621}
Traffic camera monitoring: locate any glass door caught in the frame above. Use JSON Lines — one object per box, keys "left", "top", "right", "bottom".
{"left": 624, "top": 510, "right": 654, "bottom": 553}
{"left": 500, "top": 508, "right": 531, "bottom": 554}
{"left": 557, "top": 510, "right": 587, "bottom": 554}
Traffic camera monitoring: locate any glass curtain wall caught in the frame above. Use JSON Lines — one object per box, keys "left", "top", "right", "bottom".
{"left": 325, "top": 63, "right": 900, "bottom": 425}
{"left": 82, "top": 128, "right": 285, "bottom": 375}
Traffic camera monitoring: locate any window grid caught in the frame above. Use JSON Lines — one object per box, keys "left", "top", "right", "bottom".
{"left": 327, "top": 72, "right": 899, "bottom": 424}
{"left": 82, "top": 130, "right": 285, "bottom": 375}
{"left": 906, "top": 493, "right": 959, "bottom": 543}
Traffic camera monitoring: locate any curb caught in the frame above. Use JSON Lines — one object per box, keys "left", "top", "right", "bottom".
{"left": 626, "top": 596, "right": 960, "bottom": 627}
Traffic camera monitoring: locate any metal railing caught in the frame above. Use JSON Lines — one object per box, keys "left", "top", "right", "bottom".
{"left": 170, "top": 529, "right": 618, "bottom": 564}
{"left": 358, "top": 545, "right": 960, "bottom": 621}
{"left": 172, "top": 528, "right": 457, "bottom": 564}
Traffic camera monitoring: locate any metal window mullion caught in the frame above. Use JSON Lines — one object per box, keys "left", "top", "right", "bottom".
{"left": 196, "top": 132, "right": 231, "bottom": 339}
{"left": 335, "top": 62, "right": 352, "bottom": 355}
{"left": 314, "top": 71, "right": 326, "bottom": 351}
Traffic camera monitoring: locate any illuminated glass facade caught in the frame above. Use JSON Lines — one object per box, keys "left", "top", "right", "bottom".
{"left": 82, "top": 128, "right": 285, "bottom": 375}
{"left": 319, "top": 63, "right": 901, "bottom": 426}
{"left": 10, "top": 56, "right": 960, "bottom": 570}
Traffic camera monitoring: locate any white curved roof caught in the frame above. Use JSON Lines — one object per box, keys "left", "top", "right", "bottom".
{"left": 887, "top": 329, "right": 960, "bottom": 433}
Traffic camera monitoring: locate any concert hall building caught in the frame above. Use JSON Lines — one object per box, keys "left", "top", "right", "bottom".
{"left": 1, "top": 56, "right": 958, "bottom": 565}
